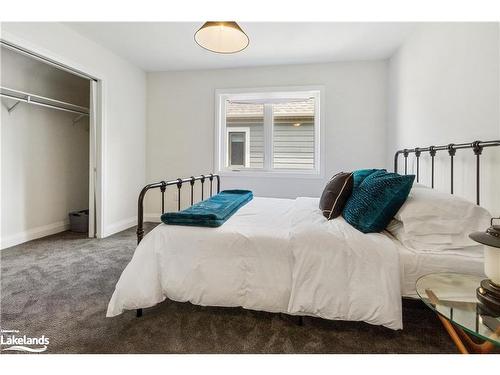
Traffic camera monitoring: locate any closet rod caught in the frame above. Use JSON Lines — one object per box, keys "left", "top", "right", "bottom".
{"left": 1, "top": 87, "right": 89, "bottom": 116}
{"left": 1, "top": 93, "right": 89, "bottom": 116}
{"left": 1, "top": 39, "right": 98, "bottom": 82}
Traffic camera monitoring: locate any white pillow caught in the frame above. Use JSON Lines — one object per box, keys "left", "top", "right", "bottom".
{"left": 388, "top": 219, "right": 484, "bottom": 253}
{"left": 394, "top": 184, "right": 491, "bottom": 236}
{"left": 389, "top": 184, "right": 491, "bottom": 252}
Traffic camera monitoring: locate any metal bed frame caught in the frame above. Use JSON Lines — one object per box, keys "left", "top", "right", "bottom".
{"left": 394, "top": 139, "right": 500, "bottom": 354}
{"left": 394, "top": 140, "right": 500, "bottom": 205}
{"left": 135, "top": 173, "right": 220, "bottom": 317}
{"left": 133, "top": 139, "right": 500, "bottom": 319}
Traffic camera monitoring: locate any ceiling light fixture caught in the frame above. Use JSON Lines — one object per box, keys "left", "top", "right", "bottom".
{"left": 194, "top": 22, "right": 249, "bottom": 54}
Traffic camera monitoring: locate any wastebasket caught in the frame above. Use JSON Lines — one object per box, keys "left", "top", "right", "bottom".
{"left": 69, "top": 209, "right": 89, "bottom": 233}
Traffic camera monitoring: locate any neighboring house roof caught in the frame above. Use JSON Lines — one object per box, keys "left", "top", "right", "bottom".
{"left": 227, "top": 99, "right": 314, "bottom": 117}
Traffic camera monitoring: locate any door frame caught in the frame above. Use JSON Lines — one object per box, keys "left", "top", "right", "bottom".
{"left": 0, "top": 37, "right": 105, "bottom": 238}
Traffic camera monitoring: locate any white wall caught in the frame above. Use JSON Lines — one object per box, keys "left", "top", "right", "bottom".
{"left": 3, "top": 22, "right": 497, "bottom": 237}
{"left": 1, "top": 47, "right": 90, "bottom": 248}
{"left": 146, "top": 61, "right": 388, "bottom": 214}
{"left": 388, "top": 23, "right": 500, "bottom": 215}
{"left": 0, "top": 22, "right": 147, "bottom": 238}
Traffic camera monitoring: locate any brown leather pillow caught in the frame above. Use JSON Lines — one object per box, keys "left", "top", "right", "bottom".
{"left": 319, "top": 172, "right": 354, "bottom": 220}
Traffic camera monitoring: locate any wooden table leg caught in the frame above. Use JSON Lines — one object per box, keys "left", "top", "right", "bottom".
{"left": 437, "top": 314, "right": 496, "bottom": 354}
{"left": 426, "top": 288, "right": 498, "bottom": 353}
{"left": 437, "top": 314, "right": 469, "bottom": 354}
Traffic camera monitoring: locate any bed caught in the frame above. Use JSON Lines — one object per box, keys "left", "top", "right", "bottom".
{"left": 107, "top": 140, "right": 500, "bottom": 330}
{"left": 108, "top": 196, "right": 403, "bottom": 329}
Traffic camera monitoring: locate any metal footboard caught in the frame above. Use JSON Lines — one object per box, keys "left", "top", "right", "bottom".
{"left": 135, "top": 173, "right": 220, "bottom": 317}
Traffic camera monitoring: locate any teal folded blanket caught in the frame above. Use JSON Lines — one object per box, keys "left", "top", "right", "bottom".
{"left": 161, "top": 190, "right": 253, "bottom": 227}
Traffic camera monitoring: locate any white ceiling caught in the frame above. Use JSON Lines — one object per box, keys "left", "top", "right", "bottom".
{"left": 66, "top": 22, "right": 417, "bottom": 72}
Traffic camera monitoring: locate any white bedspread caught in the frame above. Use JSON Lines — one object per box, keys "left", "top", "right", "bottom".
{"left": 107, "top": 197, "right": 402, "bottom": 329}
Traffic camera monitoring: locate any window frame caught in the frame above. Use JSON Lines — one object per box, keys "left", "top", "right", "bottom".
{"left": 214, "top": 86, "right": 325, "bottom": 179}
{"left": 226, "top": 126, "right": 250, "bottom": 169}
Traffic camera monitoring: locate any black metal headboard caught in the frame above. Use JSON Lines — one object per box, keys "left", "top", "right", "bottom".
{"left": 394, "top": 140, "right": 500, "bottom": 205}
{"left": 137, "top": 173, "right": 220, "bottom": 244}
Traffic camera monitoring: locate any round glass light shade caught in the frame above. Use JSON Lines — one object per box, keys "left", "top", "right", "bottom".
{"left": 470, "top": 220, "right": 500, "bottom": 285}
{"left": 194, "top": 22, "right": 249, "bottom": 54}
{"left": 484, "top": 245, "right": 500, "bottom": 285}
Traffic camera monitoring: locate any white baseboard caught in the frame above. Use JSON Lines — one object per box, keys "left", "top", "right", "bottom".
{"left": 101, "top": 216, "right": 137, "bottom": 238}
{"left": 144, "top": 213, "right": 161, "bottom": 223}
{"left": 1, "top": 220, "right": 70, "bottom": 250}
{"left": 2, "top": 214, "right": 161, "bottom": 248}
{"left": 2, "top": 213, "right": 163, "bottom": 248}
{"left": 100, "top": 214, "right": 161, "bottom": 239}
{"left": 101, "top": 213, "right": 161, "bottom": 238}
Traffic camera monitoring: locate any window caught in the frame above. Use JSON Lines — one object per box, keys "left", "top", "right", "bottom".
{"left": 215, "top": 87, "right": 323, "bottom": 177}
{"left": 272, "top": 100, "right": 315, "bottom": 170}
{"left": 226, "top": 127, "right": 250, "bottom": 168}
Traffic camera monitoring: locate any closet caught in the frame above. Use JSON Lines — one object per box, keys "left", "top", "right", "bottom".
{"left": 1, "top": 43, "right": 96, "bottom": 249}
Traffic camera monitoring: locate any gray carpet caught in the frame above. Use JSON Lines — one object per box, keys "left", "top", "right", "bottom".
{"left": 1, "top": 223, "right": 462, "bottom": 354}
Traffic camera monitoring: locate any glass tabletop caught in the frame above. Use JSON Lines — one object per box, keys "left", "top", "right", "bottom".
{"left": 416, "top": 273, "right": 500, "bottom": 346}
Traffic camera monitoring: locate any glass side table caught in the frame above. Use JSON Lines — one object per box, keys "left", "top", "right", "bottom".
{"left": 416, "top": 273, "right": 500, "bottom": 354}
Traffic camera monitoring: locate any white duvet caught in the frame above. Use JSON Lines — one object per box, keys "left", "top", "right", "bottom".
{"left": 107, "top": 197, "right": 403, "bottom": 329}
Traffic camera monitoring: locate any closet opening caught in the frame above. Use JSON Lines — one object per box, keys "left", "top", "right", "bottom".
{"left": 1, "top": 41, "right": 102, "bottom": 249}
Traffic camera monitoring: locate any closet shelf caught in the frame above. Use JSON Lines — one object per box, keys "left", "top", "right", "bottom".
{"left": 0, "top": 86, "right": 90, "bottom": 120}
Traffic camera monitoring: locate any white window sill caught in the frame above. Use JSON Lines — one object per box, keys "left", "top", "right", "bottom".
{"left": 217, "top": 169, "right": 324, "bottom": 179}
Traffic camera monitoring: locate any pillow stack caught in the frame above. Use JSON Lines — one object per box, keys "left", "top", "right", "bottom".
{"left": 319, "top": 169, "right": 415, "bottom": 233}
{"left": 386, "top": 184, "right": 491, "bottom": 252}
